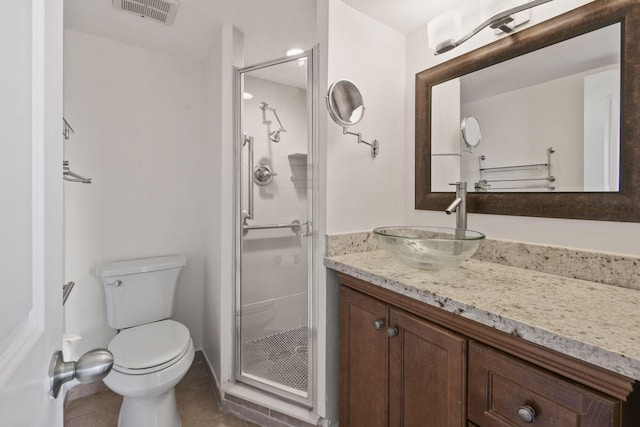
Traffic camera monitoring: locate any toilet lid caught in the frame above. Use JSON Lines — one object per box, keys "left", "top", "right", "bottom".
{"left": 108, "top": 320, "right": 191, "bottom": 372}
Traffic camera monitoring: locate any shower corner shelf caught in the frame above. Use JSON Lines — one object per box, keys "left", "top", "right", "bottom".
{"left": 287, "top": 153, "right": 307, "bottom": 162}
{"left": 288, "top": 153, "right": 308, "bottom": 183}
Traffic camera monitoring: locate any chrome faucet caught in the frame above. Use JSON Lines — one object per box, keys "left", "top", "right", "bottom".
{"left": 445, "top": 182, "right": 467, "bottom": 236}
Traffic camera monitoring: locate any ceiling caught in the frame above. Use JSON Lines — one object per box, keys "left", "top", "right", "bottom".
{"left": 64, "top": 0, "right": 318, "bottom": 63}
{"left": 342, "top": 0, "right": 454, "bottom": 34}
{"left": 64, "top": 0, "right": 457, "bottom": 63}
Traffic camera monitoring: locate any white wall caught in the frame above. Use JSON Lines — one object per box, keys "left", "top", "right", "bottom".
{"left": 404, "top": 0, "right": 640, "bottom": 256}
{"left": 431, "top": 79, "right": 461, "bottom": 191}
{"left": 320, "top": 0, "right": 408, "bottom": 424}
{"left": 326, "top": 0, "right": 407, "bottom": 234}
{"left": 460, "top": 72, "right": 586, "bottom": 192}
{"left": 202, "top": 24, "right": 243, "bottom": 385}
{"left": 583, "top": 68, "right": 621, "bottom": 191}
{"left": 63, "top": 30, "right": 206, "bottom": 359}
{"left": 202, "top": 26, "right": 224, "bottom": 383}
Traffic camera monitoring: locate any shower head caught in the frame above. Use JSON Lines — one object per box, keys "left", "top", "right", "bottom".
{"left": 260, "top": 101, "right": 287, "bottom": 142}
{"left": 269, "top": 130, "right": 282, "bottom": 143}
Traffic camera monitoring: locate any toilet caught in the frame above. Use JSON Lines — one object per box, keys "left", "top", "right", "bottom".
{"left": 96, "top": 255, "right": 194, "bottom": 427}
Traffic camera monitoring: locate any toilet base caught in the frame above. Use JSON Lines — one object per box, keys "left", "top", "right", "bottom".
{"left": 118, "top": 388, "right": 181, "bottom": 427}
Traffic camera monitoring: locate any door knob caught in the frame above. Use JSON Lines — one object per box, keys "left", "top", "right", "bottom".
{"left": 49, "top": 348, "right": 114, "bottom": 399}
{"left": 387, "top": 327, "right": 399, "bottom": 337}
{"left": 373, "top": 320, "right": 385, "bottom": 330}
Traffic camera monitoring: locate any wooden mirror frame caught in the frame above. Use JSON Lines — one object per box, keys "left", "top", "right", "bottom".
{"left": 415, "top": 0, "right": 640, "bottom": 222}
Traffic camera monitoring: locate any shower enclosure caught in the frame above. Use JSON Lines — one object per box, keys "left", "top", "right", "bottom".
{"left": 234, "top": 49, "right": 316, "bottom": 407}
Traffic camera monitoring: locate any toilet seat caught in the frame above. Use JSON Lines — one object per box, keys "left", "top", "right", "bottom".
{"left": 108, "top": 319, "right": 191, "bottom": 375}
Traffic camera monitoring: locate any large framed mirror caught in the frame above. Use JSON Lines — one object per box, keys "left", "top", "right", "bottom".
{"left": 416, "top": 0, "right": 640, "bottom": 222}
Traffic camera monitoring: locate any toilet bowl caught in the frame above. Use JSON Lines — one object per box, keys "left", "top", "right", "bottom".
{"left": 96, "top": 255, "right": 193, "bottom": 427}
{"left": 104, "top": 320, "right": 194, "bottom": 427}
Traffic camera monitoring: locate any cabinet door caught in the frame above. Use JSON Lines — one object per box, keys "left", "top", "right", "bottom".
{"left": 340, "top": 287, "right": 389, "bottom": 427}
{"left": 388, "top": 308, "right": 467, "bottom": 427}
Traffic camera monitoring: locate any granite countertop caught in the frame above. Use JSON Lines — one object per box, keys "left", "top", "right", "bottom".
{"left": 325, "top": 250, "right": 640, "bottom": 381}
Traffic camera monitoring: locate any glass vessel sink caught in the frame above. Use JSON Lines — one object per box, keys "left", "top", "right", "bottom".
{"left": 373, "top": 226, "right": 485, "bottom": 270}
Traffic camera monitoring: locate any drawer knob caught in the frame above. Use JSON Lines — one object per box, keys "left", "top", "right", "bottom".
{"left": 373, "top": 320, "right": 385, "bottom": 330}
{"left": 517, "top": 405, "right": 536, "bottom": 423}
{"left": 387, "top": 327, "right": 399, "bottom": 337}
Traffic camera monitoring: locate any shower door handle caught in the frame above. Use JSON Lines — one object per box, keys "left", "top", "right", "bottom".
{"left": 242, "top": 134, "right": 254, "bottom": 225}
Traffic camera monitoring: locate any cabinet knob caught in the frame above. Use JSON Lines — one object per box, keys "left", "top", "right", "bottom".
{"left": 373, "top": 320, "right": 385, "bottom": 330}
{"left": 387, "top": 327, "right": 399, "bottom": 337}
{"left": 517, "top": 405, "right": 536, "bottom": 423}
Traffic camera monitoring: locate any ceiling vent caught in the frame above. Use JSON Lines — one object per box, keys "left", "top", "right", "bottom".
{"left": 113, "top": 0, "right": 180, "bottom": 25}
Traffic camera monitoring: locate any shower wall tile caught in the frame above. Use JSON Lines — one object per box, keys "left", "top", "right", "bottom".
{"left": 326, "top": 231, "right": 640, "bottom": 290}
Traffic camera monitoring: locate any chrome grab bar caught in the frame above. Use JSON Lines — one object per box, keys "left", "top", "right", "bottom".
{"left": 479, "top": 177, "right": 556, "bottom": 183}
{"left": 242, "top": 134, "right": 254, "bottom": 224}
{"left": 479, "top": 185, "right": 556, "bottom": 191}
{"left": 242, "top": 219, "right": 309, "bottom": 236}
{"left": 480, "top": 163, "right": 549, "bottom": 172}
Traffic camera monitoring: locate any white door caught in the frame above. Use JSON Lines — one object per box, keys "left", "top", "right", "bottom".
{"left": 0, "top": 0, "right": 64, "bottom": 425}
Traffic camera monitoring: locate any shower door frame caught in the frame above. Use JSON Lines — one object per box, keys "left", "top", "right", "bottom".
{"left": 233, "top": 48, "right": 318, "bottom": 409}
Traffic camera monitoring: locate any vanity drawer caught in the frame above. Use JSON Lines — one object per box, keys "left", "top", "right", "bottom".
{"left": 468, "top": 342, "right": 619, "bottom": 427}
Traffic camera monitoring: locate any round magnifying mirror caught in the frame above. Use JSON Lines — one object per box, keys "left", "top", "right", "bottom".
{"left": 326, "top": 80, "right": 365, "bottom": 128}
{"left": 461, "top": 116, "right": 481, "bottom": 149}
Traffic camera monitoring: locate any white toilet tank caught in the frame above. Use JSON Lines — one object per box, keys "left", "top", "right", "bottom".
{"left": 96, "top": 255, "right": 187, "bottom": 330}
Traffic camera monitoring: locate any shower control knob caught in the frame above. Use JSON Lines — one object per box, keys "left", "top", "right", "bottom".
{"left": 387, "top": 327, "right": 399, "bottom": 338}
{"left": 253, "top": 164, "right": 276, "bottom": 186}
{"left": 373, "top": 320, "right": 385, "bottom": 330}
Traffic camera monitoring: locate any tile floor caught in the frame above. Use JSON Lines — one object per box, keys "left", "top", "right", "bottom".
{"left": 64, "top": 357, "right": 259, "bottom": 427}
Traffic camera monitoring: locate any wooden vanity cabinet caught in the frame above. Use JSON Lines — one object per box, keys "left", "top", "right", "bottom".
{"left": 337, "top": 272, "right": 640, "bottom": 427}
{"left": 339, "top": 286, "right": 388, "bottom": 427}
{"left": 340, "top": 286, "right": 466, "bottom": 427}
{"left": 468, "top": 342, "right": 618, "bottom": 427}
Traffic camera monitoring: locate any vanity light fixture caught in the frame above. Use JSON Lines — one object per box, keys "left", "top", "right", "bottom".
{"left": 428, "top": 0, "right": 553, "bottom": 55}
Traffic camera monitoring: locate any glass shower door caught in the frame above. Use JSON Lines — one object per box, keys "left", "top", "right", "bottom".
{"left": 235, "top": 51, "right": 314, "bottom": 406}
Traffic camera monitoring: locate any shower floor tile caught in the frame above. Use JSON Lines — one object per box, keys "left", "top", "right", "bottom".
{"left": 242, "top": 327, "right": 308, "bottom": 393}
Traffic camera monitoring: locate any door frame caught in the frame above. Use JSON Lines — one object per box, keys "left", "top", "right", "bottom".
{"left": 232, "top": 48, "right": 318, "bottom": 408}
